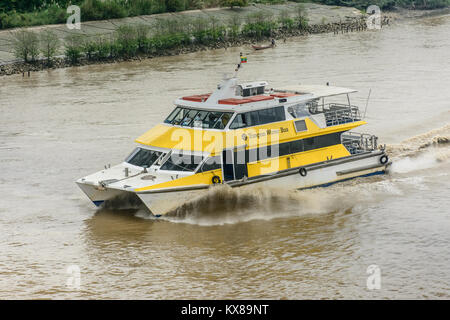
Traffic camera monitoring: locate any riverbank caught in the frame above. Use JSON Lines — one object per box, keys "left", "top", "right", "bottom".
{"left": 0, "top": 3, "right": 394, "bottom": 77}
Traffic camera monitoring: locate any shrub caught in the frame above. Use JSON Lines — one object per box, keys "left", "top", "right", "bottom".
{"left": 166, "top": 0, "right": 186, "bottom": 12}
{"left": 227, "top": 14, "right": 241, "bottom": 39}
{"left": 96, "top": 36, "right": 111, "bottom": 59}
{"left": 295, "top": 4, "right": 309, "bottom": 30}
{"left": 82, "top": 38, "right": 97, "bottom": 60}
{"left": 128, "top": 0, "right": 154, "bottom": 16}
{"left": 115, "top": 25, "right": 138, "bottom": 57}
{"left": 220, "top": 0, "right": 249, "bottom": 7}
{"left": 64, "top": 34, "right": 83, "bottom": 64}
{"left": 81, "top": 0, "right": 127, "bottom": 21}
{"left": 243, "top": 12, "right": 276, "bottom": 39}
{"left": 279, "top": 9, "right": 294, "bottom": 31}
{"left": 135, "top": 23, "right": 150, "bottom": 52}
{"left": 12, "top": 29, "right": 40, "bottom": 62}
{"left": 39, "top": 29, "right": 60, "bottom": 65}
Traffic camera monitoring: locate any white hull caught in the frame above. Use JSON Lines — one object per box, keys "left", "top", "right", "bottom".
{"left": 76, "top": 181, "right": 129, "bottom": 207}
{"left": 136, "top": 151, "right": 389, "bottom": 216}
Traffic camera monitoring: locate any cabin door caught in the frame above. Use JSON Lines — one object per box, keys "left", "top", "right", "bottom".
{"left": 222, "top": 147, "right": 248, "bottom": 182}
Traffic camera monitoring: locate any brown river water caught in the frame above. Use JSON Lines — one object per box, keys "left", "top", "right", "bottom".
{"left": 0, "top": 13, "right": 449, "bottom": 299}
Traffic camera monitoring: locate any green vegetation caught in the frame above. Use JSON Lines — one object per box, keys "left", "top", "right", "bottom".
{"left": 1, "top": 0, "right": 449, "bottom": 30}
{"left": 242, "top": 12, "right": 278, "bottom": 39}
{"left": 12, "top": 29, "right": 40, "bottom": 62}
{"left": 306, "top": 0, "right": 450, "bottom": 10}
{"left": 39, "top": 29, "right": 60, "bottom": 65}
{"left": 0, "top": 0, "right": 240, "bottom": 30}
{"left": 64, "top": 33, "right": 83, "bottom": 63}
{"left": 10, "top": 4, "right": 310, "bottom": 64}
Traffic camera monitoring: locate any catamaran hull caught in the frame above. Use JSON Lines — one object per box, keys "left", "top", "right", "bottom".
{"left": 76, "top": 181, "right": 129, "bottom": 207}
{"left": 137, "top": 151, "right": 390, "bottom": 216}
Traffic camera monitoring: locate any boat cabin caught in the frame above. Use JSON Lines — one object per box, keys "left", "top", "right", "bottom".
{"left": 130, "top": 77, "right": 375, "bottom": 186}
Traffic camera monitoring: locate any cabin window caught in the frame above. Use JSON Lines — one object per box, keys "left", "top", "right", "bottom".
{"left": 288, "top": 103, "right": 309, "bottom": 118}
{"left": 229, "top": 113, "right": 246, "bottom": 129}
{"left": 229, "top": 106, "right": 286, "bottom": 129}
{"left": 242, "top": 86, "right": 265, "bottom": 97}
{"left": 180, "top": 109, "right": 199, "bottom": 126}
{"left": 248, "top": 111, "right": 260, "bottom": 126}
{"left": 258, "top": 108, "right": 273, "bottom": 125}
{"left": 164, "top": 107, "right": 181, "bottom": 124}
{"left": 304, "top": 137, "right": 316, "bottom": 151}
{"left": 215, "top": 113, "right": 232, "bottom": 129}
{"left": 244, "top": 132, "right": 342, "bottom": 163}
{"left": 199, "top": 156, "right": 221, "bottom": 172}
{"left": 191, "top": 110, "right": 209, "bottom": 128}
{"left": 294, "top": 120, "right": 307, "bottom": 132}
{"left": 290, "top": 139, "right": 304, "bottom": 153}
{"left": 164, "top": 107, "right": 232, "bottom": 129}
{"left": 160, "top": 154, "right": 203, "bottom": 172}
{"left": 171, "top": 108, "right": 190, "bottom": 125}
{"left": 258, "top": 106, "right": 285, "bottom": 125}
{"left": 126, "top": 148, "right": 163, "bottom": 167}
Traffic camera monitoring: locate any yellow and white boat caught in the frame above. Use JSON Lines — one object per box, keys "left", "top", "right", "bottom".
{"left": 76, "top": 66, "right": 390, "bottom": 216}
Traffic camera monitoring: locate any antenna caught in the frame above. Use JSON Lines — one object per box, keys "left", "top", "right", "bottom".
{"left": 363, "top": 89, "right": 372, "bottom": 119}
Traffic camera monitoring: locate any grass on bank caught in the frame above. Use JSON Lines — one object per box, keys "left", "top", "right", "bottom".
{"left": 10, "top": 5, "right": 309, "bottom": 65}
{"left": 2, "top": 0, "right": 449, "bottom": 31}
{"left": 0, "top": 0, "right": 245, "bottom": 30}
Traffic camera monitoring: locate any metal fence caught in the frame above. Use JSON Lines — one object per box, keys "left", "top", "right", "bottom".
{"left": 341, "top": 132, "right": 378, "bottom": 154}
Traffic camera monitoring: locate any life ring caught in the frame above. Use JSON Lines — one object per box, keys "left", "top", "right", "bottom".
{"left": 212, "top": 176, "right": 221, "bottom": 184}
{"left": 299, "top": 167, "right": 307, "bottom": 177}
{"left": 380, "top": 155, "right": 388, "bottom": 165}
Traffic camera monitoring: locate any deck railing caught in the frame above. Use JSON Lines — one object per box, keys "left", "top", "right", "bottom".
{"left": 341, "top": 132, "right": 378, "bottom": 155}
{"left": 309, "top": 103, "right": 361, "bottom": 127}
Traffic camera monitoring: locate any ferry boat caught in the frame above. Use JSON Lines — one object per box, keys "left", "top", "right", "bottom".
{"left": 76, "top": 63, "right": 390, "bottom": 216}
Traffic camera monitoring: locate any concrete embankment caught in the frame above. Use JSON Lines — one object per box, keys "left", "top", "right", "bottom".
{"left": 0, "top": 3, "right": 392, "bottom": 76}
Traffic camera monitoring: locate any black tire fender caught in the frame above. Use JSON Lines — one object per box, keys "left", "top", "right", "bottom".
{"left": 212, "top": 175, "right": 221, "bottom": 184}
{"left": 299, "top": 167, "right": 307, "bottom": 177}
{"left": 380, "top": 155, "right": 388, "bottom": 165}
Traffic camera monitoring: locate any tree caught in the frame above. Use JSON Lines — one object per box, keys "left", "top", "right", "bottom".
{"left": 64, "top": 33, "right": 83, "bottom": 64}
{"left": 115, "top": 25, "right": 138, "bottom": 57}
{"left": 165, "top": 0, "right": 186, "bottom": 12}
{"left": 12, "top": 29, "right": 39, "bottom": 62}
{"left": 39, "top": 29, "right": 60, "bottom": 66}
{"left": 220, "top": 0, "right": 249, "bottom": 8}
{"left": 295, "top": 4, "right": 308, "bottom": 30}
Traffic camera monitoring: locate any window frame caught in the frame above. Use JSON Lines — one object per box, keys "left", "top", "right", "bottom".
{"left": 159, "top": 153, "right": 204, "bottom": 172}
{"left": 229, "top": 106, "right": 287, "bottom": 129}
{"left": 125, "top": 147, "right": 165, "bottom": 168}
{"left": 164, "top": 106, "right": 233, "bottom": 130}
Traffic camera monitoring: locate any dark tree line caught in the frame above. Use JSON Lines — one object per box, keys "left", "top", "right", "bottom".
{"left": 0, "top": 1, "right": 82, "bottom": 13}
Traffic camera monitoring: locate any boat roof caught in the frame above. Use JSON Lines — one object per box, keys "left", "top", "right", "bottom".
{"left": 274, "top": 85, "right": 357, "bottom": 98}
{"left": 173, "top": 79, "right": 356, "bottom": 112}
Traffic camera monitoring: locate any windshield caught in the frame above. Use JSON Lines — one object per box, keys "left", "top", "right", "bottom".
{"left": 164, "top": 107, "right": 233, "bottom": 129}
{"left": 126, "top": 148, "right": 163, "bottom": 167}
{"left": 160, "top": 153, "right": 203, "bottom": 172}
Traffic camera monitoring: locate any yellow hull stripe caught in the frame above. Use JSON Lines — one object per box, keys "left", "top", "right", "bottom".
{"left": 135, "top": 119, "right": 366, "bottom": 155}
{"left": 134, "top": 144, "right": 350, "bottom": 192}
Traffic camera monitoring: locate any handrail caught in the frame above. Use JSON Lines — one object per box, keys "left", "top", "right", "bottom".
{"left": 341, "top": 132, "right": 378, "bottom": 155}
{"left": 309, "top": 103, "right": 361, "bottom": 127}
